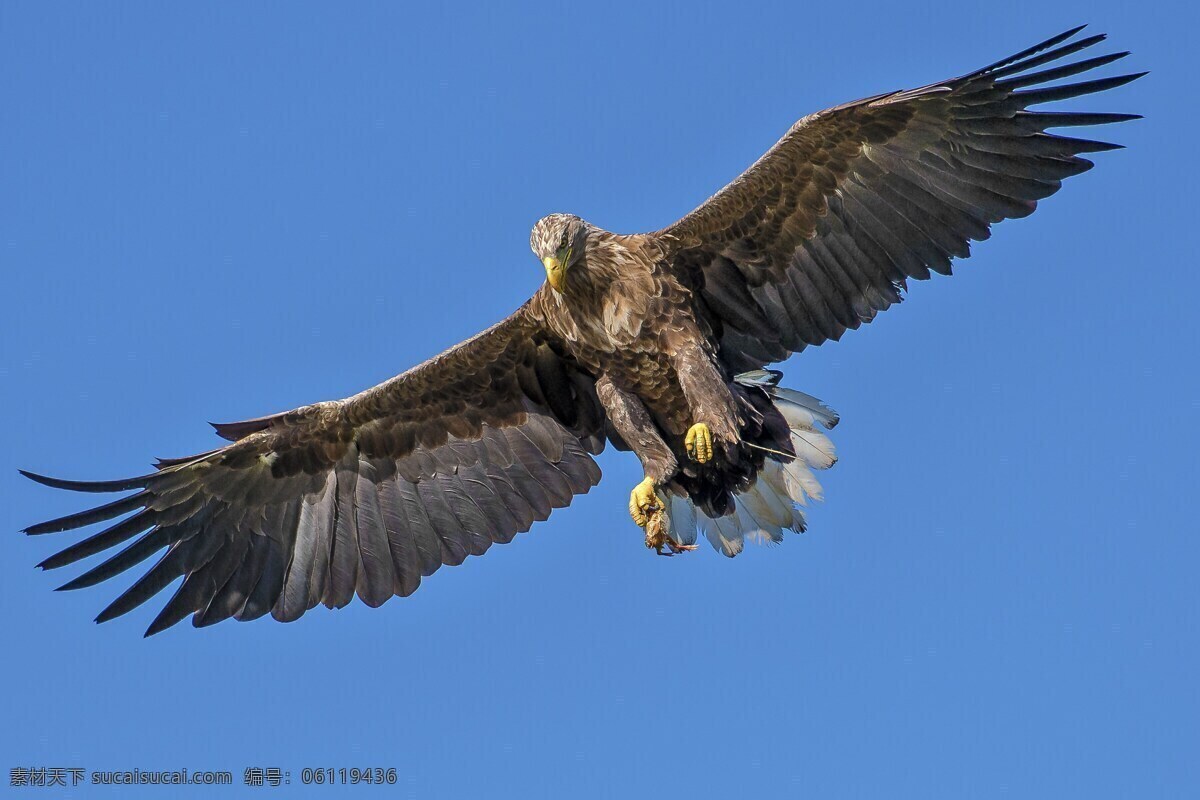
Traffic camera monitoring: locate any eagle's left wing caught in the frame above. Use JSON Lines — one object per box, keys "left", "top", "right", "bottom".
{"left": 22, "top": 303, "right": 606, "bottom": 635}
{"left": 654, "top": 27, "right": 1143, "bottom": 371}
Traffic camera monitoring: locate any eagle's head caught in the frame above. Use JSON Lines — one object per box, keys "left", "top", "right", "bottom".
{"left": 530, "top": 213, "right": 589, "bottom": 293}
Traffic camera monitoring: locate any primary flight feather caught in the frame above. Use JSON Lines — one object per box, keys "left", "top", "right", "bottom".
{"left": 22, "top": 27, "right": 1143, "bottom": 635}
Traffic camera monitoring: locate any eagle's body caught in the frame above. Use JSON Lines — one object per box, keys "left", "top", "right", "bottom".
{"left": 22, "top": 27, "right": 1143, "bottom": 634}
{"left": 531, "top": 231, "right": 685, "bottom": 420}
{"left": 535, "top": 232, "right": 715, "bottom": 445}
{"left": 530, "top": 226, "right": 798, "bottom": 523}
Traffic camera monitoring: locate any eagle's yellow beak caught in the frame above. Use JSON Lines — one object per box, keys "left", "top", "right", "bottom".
{"left": 543, "top": 253, "right": 567, "bottom": 292}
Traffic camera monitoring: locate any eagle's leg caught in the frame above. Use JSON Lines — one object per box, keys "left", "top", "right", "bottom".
{"left": 672, "top": 342, "right": 742, "bottom": 463}
{"left": 595, "top": 375, "right": 693, "bottom": 553}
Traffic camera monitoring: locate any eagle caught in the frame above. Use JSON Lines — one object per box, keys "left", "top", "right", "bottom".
{"left": 22, "top": 27, "right": 1142, "bottom": 635}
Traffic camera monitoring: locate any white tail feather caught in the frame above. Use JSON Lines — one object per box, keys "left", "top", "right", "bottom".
{"left": 780, "top": 458, "right": 824, "bottom": 503}
{"left": 790, "top": 427, "right": 837, "bottom": 470}
{"left": 667, "top": 494, "right": 698, "bottom": 546}
{"left": 736, "top": 493, "right": 784, "bottom": 544}
{"left": 761, "top": 460, "right": 814, "bottom": 521}
{"left": 746, "top": 475, "right": 792, "bottom": 528}
{"left": 664, "top": 386, "right": 837, "bottom": 556}
{"left": 699, "top": 511, "right": 745, "bottom": 557}
{"left": 772, "top": 388, "right": 839, "bottom": 430}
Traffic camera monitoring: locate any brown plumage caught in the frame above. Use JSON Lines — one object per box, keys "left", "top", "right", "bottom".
{"left": 22, "top": 27, "right": 1142, "bottom": 634}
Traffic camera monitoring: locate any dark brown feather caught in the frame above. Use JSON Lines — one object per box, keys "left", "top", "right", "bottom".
{"left": 25, "top": 307, "right": 605, "bottom": 634}
{"left": 656, "top": 26, "right": 1142, "bottom": 368}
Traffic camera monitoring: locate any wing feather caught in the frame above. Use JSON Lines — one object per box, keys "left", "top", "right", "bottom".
{"left": 352, "top": 460, "right": 396, "bottom": 608}
{"left": 24, "top": 306, "right": 605, "bottom": 634}
{"left": 658, "top": 27, "right": 1142, "bottom": 368}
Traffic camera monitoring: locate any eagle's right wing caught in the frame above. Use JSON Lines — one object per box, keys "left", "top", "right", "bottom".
{"left": 23, "top": 301, "right": 607, "bottom": 635}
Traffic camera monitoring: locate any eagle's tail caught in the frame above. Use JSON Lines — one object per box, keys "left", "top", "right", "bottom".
{"left": 663, "top": 372, "right": 839, "bottom": 557}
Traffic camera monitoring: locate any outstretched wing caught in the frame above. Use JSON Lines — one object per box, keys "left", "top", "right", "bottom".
{"left": 22, "top": 302, "right": 606, "bottom": 635}
{"left": 657, "top": 27, "right": 1144, "bottom": 371}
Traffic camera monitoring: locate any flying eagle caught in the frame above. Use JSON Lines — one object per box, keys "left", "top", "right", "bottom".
{"left": 23, "top": 27, "right": 1142, "bottom": 635}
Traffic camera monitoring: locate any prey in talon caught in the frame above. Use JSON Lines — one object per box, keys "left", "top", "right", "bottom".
{"left": 630, "top": 477, "right": 699, "bottom": 555}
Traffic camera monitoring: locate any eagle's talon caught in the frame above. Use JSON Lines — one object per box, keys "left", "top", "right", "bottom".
{"left": 629, "top": 477, "right": 662, "bottom": 529}
{"left": 685, "top": 422, "right": 714, "bottom": 464}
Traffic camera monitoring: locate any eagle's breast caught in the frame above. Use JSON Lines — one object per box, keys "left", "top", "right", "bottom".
{"left": 537, "top": 238, "right": 702, "bottom": 436}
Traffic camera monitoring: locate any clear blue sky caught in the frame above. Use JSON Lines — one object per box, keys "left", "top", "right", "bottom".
{"left": 2, "top": 2, "right": 1193, "bottom": 797}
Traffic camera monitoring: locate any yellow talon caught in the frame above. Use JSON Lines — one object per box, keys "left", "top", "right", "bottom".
{"left": 628, "top": 477, "right": 662, "bottom": 528}
{"left": 685, "top": 422, "right": 714, "bottom": 464}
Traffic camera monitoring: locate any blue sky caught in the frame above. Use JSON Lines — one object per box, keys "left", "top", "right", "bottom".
{"left": 1, "top": 1, "right": 1193, "bottom": 797}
